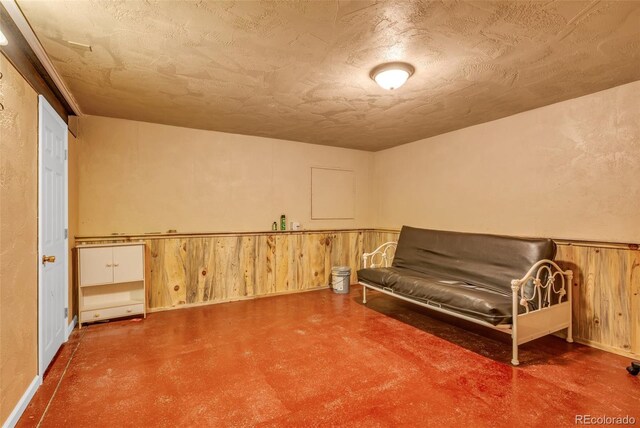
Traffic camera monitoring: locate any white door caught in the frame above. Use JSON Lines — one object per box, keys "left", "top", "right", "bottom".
{"left": 38, "top": 95, "right": 68, "bottom": 375}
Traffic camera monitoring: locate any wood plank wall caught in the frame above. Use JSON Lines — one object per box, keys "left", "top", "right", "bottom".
{"left": 556, "top": 244, "right": 640, "bottom": 359}
{"left": 76, "top": 229, "right": 639, "bottom": 359}
{"left": 78, "top": 231, "right": 364, "bottom": 311}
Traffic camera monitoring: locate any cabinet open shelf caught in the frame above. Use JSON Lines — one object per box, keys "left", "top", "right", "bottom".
{"left": 81, "top": 298, "right": 144, "bottom": 312}
{"left": 80, "top": 281, "right": 121, "bottom": 288}
{"left": 80, "top": 279, "right": 145, "bottom": 289}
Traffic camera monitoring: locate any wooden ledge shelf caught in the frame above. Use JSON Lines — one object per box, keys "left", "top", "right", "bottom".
{"left": 74, "top": 229, "right": 638, "bottom": 251}
{"left": 75, "top": 228, "right": 375, "bottom": 243}
{"left": 76, "top": 241, "right": 144, "bottom": 248}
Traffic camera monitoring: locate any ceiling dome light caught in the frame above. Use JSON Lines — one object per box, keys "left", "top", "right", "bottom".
{"left": 0, "top": 29, "right": 8, "bottom": 46}
{"left": 370, "top": 62, "right": 415, "bottom": 90}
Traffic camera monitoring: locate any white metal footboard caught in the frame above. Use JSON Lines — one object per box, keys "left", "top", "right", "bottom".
{"left": 360, "top": 241, "right": 573, "bottom": 366}
{"left": 362, "top": 241, "right": 397, "bottom": 268}
{"left": 361, "top": 241, "right": 397, "bottom": 304}
{"left": 510, "top": 260, "right": 573, "bottom": 365}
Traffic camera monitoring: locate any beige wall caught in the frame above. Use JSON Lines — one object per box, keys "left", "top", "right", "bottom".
{"left": 374, "top": 81, "right": 640, "bottom": 244}
{"left": 0, "top": 55, "right": 39, "bottom": 422}
{"left": 76, "top": 116, "right": 375, "bottom": 236}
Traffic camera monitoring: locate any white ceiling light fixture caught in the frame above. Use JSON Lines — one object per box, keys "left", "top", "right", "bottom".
{"left": 0, "top": 28, "right": 8, "bottom": 46}
{"left": 370, "top": 62, "right": 415, "bottom": 90}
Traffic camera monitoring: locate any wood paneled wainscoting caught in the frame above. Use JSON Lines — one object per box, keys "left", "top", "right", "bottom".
{"left": 555, "top": 243, "right": 640, "bottom": 359}
{"left": 76, "top": 229, "right": 639, "bottom": 359}
{"left": 76, "top": 230, "right": 364, "bottom": 312}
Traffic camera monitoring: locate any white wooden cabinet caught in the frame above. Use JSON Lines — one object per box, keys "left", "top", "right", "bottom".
{"left": 78, "top": 242, "right": 146, "bottom": 327}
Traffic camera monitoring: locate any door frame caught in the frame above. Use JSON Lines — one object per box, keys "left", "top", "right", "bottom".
{"left": 37, "top": 95, "right": 69, "bottom": 379}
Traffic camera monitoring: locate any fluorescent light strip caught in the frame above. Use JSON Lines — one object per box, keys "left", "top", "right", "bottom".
{"left": 66, "top": 40, "right": 92, "bottom": 51}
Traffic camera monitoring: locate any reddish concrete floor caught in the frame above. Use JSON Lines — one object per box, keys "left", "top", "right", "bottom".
{"left": 18, "top": 285, "right": 639, "bottom": 427}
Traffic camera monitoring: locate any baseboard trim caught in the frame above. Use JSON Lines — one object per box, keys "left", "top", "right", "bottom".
{"left": 573, "top": 337, "right": 639, "bottom": 360}
{"left": 1, "top": 375, "right": 40, "bottom": 428}
{"left": 65, "top": 315, "right": 77, "bottom": 340}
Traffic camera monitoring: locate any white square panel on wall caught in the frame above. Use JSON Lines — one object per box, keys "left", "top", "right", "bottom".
{"left": 311, "top": 167, "right": 355, "bottom": 219}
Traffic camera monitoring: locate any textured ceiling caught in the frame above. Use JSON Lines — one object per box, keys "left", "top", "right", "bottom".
{"left": 18, "top": 0, "right": 640, "bottom": 151}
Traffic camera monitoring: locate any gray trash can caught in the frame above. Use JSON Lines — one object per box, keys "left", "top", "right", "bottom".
{"left": 331, "top": 266, "right": 351, "bottom": 294}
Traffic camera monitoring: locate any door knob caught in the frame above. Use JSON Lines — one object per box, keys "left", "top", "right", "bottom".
{"left": 42, "top": 255, "right": 56, "bottom": 264}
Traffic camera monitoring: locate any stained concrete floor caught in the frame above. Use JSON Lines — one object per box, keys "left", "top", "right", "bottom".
{"left": 18, "top": 286, "right": 639, "bottom": 427}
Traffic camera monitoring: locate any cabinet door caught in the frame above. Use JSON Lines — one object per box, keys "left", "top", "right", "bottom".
{"left": 113, "top": 245, "right": 144, "bottom": 283}
{"left": 80, "top": 247, "right": 114, "bottom": 286}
